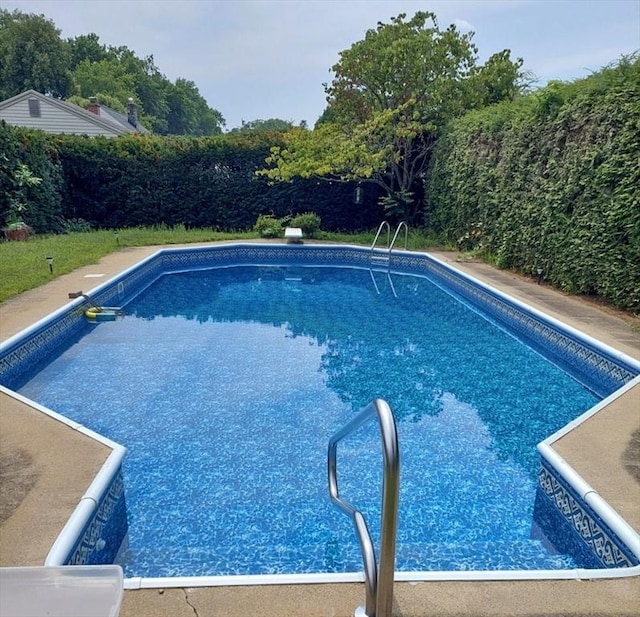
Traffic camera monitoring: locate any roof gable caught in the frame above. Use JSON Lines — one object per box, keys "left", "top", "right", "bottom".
{"left": 0, "top": 90, "right": 147, "bottom": 136}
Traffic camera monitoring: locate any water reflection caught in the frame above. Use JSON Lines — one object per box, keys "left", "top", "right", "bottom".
{"left": 124, "top": 265, "right": 597, "bottom": 475}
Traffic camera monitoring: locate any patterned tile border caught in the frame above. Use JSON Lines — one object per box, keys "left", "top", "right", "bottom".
{"left": 537, "top": 460, "right": 638, "bottom": 568}
{"left": 0, "top": 305, "right": 87, "bottom": 387}
{"left": 66, "top": 469, "right": 128, "bottom": 566}
{"left": 0, "top": 257, "right": 164, "bottom": 388}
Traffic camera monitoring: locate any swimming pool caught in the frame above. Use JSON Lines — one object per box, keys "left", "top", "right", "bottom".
{"left": 1, "top": 244, "right": 639, "bottom": 587}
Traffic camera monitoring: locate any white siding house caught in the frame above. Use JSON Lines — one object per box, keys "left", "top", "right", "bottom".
{"left": 0, "top": 90, "right": 147, "bottom": 137}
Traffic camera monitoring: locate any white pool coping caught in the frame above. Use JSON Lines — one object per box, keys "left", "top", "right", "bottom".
{"left": 0, "top": 385, "right": 127, "bottom": 569}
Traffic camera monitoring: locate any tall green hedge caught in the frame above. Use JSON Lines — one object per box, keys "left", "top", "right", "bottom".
{"left": 55, "top": 132, "right": 383, "bottom": 231}
{"left": 1, "top": 126, "right": 384, "bottom": 235}
{"left": 426, "top": 56, "right": 640, "bottom": 312}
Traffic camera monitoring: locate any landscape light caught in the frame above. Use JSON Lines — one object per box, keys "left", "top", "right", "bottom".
{"left": 354, "top": 184, "right": 363, "bottom": 205}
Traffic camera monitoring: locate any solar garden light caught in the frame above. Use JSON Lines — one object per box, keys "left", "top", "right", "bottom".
{"left": 536, "top": 267, "right": 543, "bottom": 285}
{"left": 114, "top": 230, "right": 119, "bottom": 245}
{"left": 46, "top": 256, "right": 54, "bottom": 274}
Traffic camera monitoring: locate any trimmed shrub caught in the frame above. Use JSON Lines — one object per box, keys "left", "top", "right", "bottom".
{"left": 289, "top": 212, "right": 321, "bottom": 237}
{"left": 253, "top": 214, "right": 283, "bottom": 238}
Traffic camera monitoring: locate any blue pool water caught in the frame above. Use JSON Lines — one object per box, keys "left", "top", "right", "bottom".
{"left": 18, "top": 265, "right": 599, "bottom": 577}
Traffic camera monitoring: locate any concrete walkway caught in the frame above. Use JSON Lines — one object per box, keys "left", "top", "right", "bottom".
{"left": 1, "top": 244, "right": 639, "bottom": 616}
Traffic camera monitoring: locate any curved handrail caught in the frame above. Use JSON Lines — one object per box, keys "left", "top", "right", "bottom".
{"left": 328, "top": 399, "right": 400, "bottom": 617}
{"left": 389, "top": 222, "right": 408, "bottom": 252}
{"left": 370, "top": 221, "right": 391, "bottom": 255}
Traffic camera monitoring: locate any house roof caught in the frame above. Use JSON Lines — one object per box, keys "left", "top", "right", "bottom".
{"left": 0, "top": 90, "right": 148, "bottom": 136}
{"left": 100, "top": 105, "right": 148, "bottom": 134}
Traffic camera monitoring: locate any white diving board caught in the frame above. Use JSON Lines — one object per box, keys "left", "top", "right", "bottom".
{"left": 284, "top": 227, "right": 303, "bottom": 243}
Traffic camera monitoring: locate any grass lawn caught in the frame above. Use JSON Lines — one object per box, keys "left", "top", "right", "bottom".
{"left": 0, "top": 227, "right": 251, "bottom": 304}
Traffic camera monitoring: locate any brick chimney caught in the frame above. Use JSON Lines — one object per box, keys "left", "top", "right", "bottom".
{"left": 88, "top": 97, "right": 100, "bottom": 116}
{"left": 127, "top": 98, "right": 138, "bottom": 127}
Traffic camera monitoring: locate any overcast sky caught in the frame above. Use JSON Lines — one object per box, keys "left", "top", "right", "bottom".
{"left": 2, "top": 0, "right": 639, "bottom": 130}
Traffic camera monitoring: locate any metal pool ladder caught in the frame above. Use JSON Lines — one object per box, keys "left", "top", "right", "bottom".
{"left": 328, "top": 399, "right": 400, "bottom": 617}
{"left": 370, "top": 221, "right": 409, "bottom": 266}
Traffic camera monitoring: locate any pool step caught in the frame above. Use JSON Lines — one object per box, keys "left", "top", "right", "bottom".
{"left": 394, "top": 538, "right": 578, "bottom": 572}
{"left": 120, "top": 541, "right": 362, "bottom": 577}
{"left": 121, "top": 538, "right": 577, "bottom": 578}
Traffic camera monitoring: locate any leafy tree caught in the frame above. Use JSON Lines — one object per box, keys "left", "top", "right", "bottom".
{"left": 128, "top": 61, "right": 171, "bottom": 133}
{"left": 73, "top": 57, "right": 137, "bottom": 103}
{"left": 166, "top": 78, "right": 224, "bottom": 135}
{"left": 73, "top": 44, "right": 224, "bottom": 135}
{"left": 261, "top": 11, "right": 524, "bottom": 224}
{"left": 325, "top": 12, "right": 479, "bottom": 125}
{"left": 230, "top": 118, "right": 301, "bottom": 133}
{"left": 68, "top": 33, "right": 108, "bottom": 69}
{"left": 93, "top": 46, "right": 171, "bottom": 132}
{"left": 0, "top": 9, "right": 73, "bottom": 99}
{"left": 101, "top": 47, "right": 224, "bottom": 135}
{"left": 468, "top": 50, "right": 528, "bottom": 107}
{"left": 71, "top": 44, "right": 162, "bottom": 130}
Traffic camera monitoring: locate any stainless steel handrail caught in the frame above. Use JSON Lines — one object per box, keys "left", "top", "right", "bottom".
{"left": 328, "top": 399, "right": 400, "bottom": 617}
{"left": 370, "top": 221, "right": 391, "bottom": 256}
{"left": 389, "top": 221, "right": 408, "bottom": 252}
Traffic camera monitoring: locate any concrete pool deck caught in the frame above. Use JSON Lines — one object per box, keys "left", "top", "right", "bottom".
{"left": 0, "top": 243, "right": 639, "bottom": 616}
